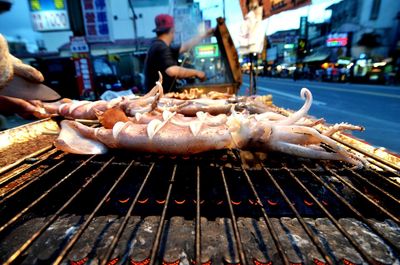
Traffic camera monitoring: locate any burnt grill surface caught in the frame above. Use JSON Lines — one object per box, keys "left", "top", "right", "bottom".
{"left": 0, "top": 148, "right": 399, "bottom": 265}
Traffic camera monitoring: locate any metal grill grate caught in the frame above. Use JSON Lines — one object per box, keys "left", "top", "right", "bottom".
{"left": 0, "top": 146, "right": 399, "bottom": 265}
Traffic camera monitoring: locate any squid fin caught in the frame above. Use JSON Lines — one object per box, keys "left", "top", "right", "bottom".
{"left": 54, "top": 120, "right": 108, "bottom": 154}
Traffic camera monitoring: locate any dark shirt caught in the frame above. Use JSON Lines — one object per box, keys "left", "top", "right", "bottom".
{"left": 144, "top": 39, "right": 181, "bottom": 92}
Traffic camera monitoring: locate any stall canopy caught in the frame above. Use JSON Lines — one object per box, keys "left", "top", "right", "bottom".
{"left": 303, "top": 50, "right": 330, "bottom": 63}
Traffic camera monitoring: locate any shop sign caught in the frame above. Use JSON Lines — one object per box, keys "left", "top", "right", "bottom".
{"left": 70, "top": 37, "right": 95, "bottom": 99}
{"left": 72, "top": 54, "right": 95, "bottom": 99}
{"left": 70, "top": 36, "right": 89, "bottom": 53}
{"left": 29, "top": 0, "right": 70, "bottom": 31}
{"left": 284, "top": 43, "right": 295, "bottom": 49}
{"left": 299, "top": 16, "right": 308, "bottom": 38}
{"left": 194, "top": 44, "right": 220, "bottom": 58}
{"left": 326, "top": 33, "right": 348, "bottom": 47}
{"left": 81, "top": 0, "right": 112, "bottom": 43}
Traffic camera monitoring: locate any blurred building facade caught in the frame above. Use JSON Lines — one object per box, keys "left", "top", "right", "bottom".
{"left": 267, "top": 29, "right": 298, "bottom": 65}
{"left": 0, "top": 0, "right": 206, "bottom": 99}
{"left": 0, "top": 0, "right": 204, "bottom": 55}
{"left": 327, "top": 0, "right": 400, "bottom": 59}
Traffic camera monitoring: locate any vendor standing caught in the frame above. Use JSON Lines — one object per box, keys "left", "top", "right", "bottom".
{"left": 144, "top": 14, "right": 213, "bottom": 92}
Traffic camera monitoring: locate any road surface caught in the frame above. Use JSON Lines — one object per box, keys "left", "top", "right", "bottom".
{"left": 240, "top": 76, "right": 400, "bottom": 154}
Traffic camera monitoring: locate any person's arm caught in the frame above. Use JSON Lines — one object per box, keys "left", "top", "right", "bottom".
{"left": 165, "top": 65, "right": 206, "bottom": 81}
{"left": 179, "top": 28, "right": 214, "bottom": 53}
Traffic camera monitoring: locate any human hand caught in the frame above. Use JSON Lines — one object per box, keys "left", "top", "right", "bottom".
{"left": 0, "top": 34, "right": 44, "bottom": 89}
{"left": 196, "top": 71, "right": 207, "bottom": 82}
{"left": 0, "top": 95, "right": 47, "bottom": 119}
{"left": 203, "top": 28, "right": 215, "bottom": 38}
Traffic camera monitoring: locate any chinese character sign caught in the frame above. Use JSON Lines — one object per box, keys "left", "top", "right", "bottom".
{"left": 81, "top": 0, "right": 112, "bottom": 43}
{"left": 29, "top": 0, "right": 70, "bottom": 31}
{"left": 70, "top": 37, "right": 95, "bottom": 99}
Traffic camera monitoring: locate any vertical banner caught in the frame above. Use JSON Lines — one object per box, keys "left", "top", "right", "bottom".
{"left": 297, "top": 16, "right": 308, "bottom": 59}
{"left": 238, "top": 0, "right": 265, "bottom": 55}
{"left": 240, "top": 0, "right": 311, "bottom": 19}
{"left": 70, "top": 37, "right": 95, "bottom": 99}
{"left": 81, "top": 0, "right": 112, "bottom": 43}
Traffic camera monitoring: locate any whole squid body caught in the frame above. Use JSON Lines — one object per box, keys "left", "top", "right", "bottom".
{"left": 37, "top": 81, "right": 163, "bottom": 120}
{"left": 55, "top": 88, "right": 365, "bottom": 166}
{"left": 35, "top": 73, "right": 270, "bottom": 119}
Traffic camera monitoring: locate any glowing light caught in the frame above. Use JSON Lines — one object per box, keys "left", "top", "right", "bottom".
{"left": 118, "top": 198, "right": 130, "bottom": 203}
{"left": 231, "top": 200, "right": 241, "bottom": 205}
{"left": 321, "top": 62, "right": 329, "bottom": 69}
{"left": 130, "top": 257, "right": 151, "bottom": 265}
{"left": 373, "top": 62, "right": 386, "bottom": 67}
{"left": 138, "top": 198, "right": 149, "bottom": 204}
{"left": 304, "top": 199, "right": 314, "bottom": 206}
{"left": 174, "top": 199, "right": 186, "bottom": 205}
{"left": 70, "top": 257, "right": 88, "bottom": 265}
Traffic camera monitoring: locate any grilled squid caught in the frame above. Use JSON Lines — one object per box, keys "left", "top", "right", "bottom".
{"left": 54, "top": 88, "right": 365, "bottom": 167}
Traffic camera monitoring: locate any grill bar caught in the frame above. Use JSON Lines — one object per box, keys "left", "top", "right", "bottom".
{"left": 0, "top": 147, "right": 60, "bottom": 188}
{"left": 367, "top": 168, "right": 400, "bottom": 191}
{"left": 0, "top": 145, "right": 55, "bottom": 176}
{"left": 283, "top": 165, "right": 382, "bottom": 265}
{"left": 0, "top": 159, "right": 65, "bottom": 205}
{"left": 324, "top": 167, "right": 400, "bottom": 224}
{"left": 219, "top": 166, "right": 247, "bottom": 265}
{"left": 53, "top": 160, "right": 135, "bottom": 265}
{"left": 0, "top": 155, "right": 95, "bottom": 235}
{"left": 232, "top": 151, "right": 290, "bottom": 265}
{"left": 3, "top": 156, "right": 111, "bottom": 265}
{"left": 148, "top": 164, "right": 177, "bottom": 265}
{"left": 347, "top": 168, "right": 400, "bottom": 205}
{"left": 0, "top": 141, "right": 399, "bottom": 264}
{"left": 195, "top": 166, "right": 201, "bottom": 265}
{"left": 367, "top": 158, "right": 400, "bottom": 172}
{"left": 100, "top": 162, "right": 156, "bottom": 265}
{"left": 332, "top": 135, "right": 400, "bottom": 172}
{"left": 302, "top": 164, "right": 400, "bottom": 254}
{"left": 261, "top": 166, "right": 335, "bottom": 264}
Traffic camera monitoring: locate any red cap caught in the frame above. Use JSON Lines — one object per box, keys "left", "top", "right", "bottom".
{"left": 153, "top": 14, "right": 174, "bottom": 33}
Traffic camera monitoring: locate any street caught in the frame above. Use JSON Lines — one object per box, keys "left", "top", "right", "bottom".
{"left": 241, "top": 75, "right": 400, "bottom": 153}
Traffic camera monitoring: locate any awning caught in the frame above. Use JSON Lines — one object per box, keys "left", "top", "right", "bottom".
{"left": 302, "top": 52, "right": 330, "bottom": 63}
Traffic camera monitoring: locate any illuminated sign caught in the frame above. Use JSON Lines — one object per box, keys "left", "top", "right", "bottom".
{"left": 29, "top": 0, "right": 70, "bottom": 31}
{"left": 284, "top": 44, "right": 295, "bottom": 49}
{"left": 299, "top": 16, "right": 308, "bottom": 38}
{"left": 81, "top": 0, "right": 111, "bottom": 43}
{"left": 326, "top": 33, "right": 348, "bottom": 47}
{"left": 194, "top": 44, "right": 219, "bottom": 58}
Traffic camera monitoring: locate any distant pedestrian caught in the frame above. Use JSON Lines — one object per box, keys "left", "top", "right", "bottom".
{"left": 326, "top": 66, "right": 333, "bottom": 81}
{"left": 293, "top": 68, "right": 299, "bottom": 82}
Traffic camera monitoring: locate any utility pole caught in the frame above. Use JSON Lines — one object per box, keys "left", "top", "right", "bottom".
{"left": 222, "top": 0, "right": 225, "bottom": 19}
{"left": 128, "top": 0, "right": 139, "bottom": 52}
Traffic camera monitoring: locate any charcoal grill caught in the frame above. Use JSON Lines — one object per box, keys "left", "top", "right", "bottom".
{"left": 0, "top": 118, "right": 399, "bottom": 265}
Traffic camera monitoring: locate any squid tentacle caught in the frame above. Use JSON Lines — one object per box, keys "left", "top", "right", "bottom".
{"left": 276, "top": 88, "right": 312, "bottom": 125}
